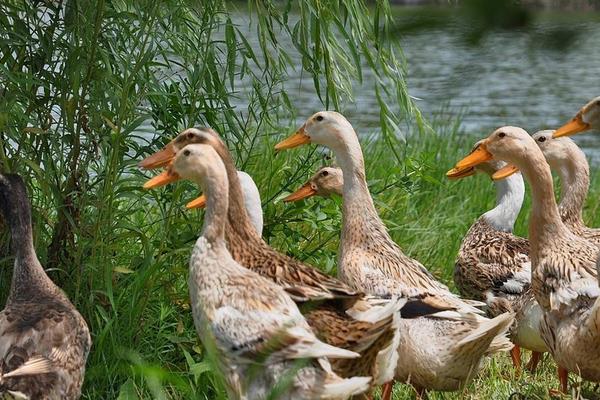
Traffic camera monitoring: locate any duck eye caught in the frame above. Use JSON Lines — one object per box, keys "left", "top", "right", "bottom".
{"left": 187, "top": 132, "right": 194, "bottom": 139}
{"left": 538, "top": 136, "right": 546, "bottom": 143}
{"left": 183, "top": 149, "right": 191, "bottom": 156}
{"left": 315, "top": 115, "right": 324, "bottom": 122}
{"left": 498, "top": 132, "right": 506, "bottom": 138}
{"left": 321, "top": 170, "right": 329, "bottom": 177}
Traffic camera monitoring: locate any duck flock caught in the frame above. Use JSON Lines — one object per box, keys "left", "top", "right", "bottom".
{"left": 0, "top": 97, "right": 599, "bottom": 399}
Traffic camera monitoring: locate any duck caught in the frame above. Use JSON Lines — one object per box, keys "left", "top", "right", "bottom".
{"left": 446, "top": 149, "right": 547, "bottom": 373}
{"left": 180, "top": 163, "right": 409, "bottom": 397}
{"left": 140, "top": 128, "right": 450, "bottom": 399}
{"left": 283, "top": 167, "right": 344, "bottom": 202}
{"left": 553, "top": 96, "right": 600, "bottom": 138}
{"left": 275, "top": 112, "right": 514, "bottom": 397}
{"left": 289, "top": 159, "right": 546, "bottom": 375}
{"left": 144, "top": 143, "right": 372, "bottom": 399}
{"left": 450, "top": 126, "right": 600, "bottom": 393}
{"left": 0, "top": 173, "right": 91, "bottom": 399}
{"left": 532, "top": 130, "right": 600, "bottom": 245}
{"left": 140, "top": 128, "right": 358, "bottom": 302}
{"left": 187, "top": 170, "right": 263, "bottom": 237}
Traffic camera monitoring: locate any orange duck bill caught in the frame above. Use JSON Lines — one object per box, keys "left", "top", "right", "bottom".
{"left": 492, "top": 164, "right": 519, "bottom": 180}
{"left": 553, "top": 114, "right": 590, "bottom": 138}
{"left": 455, "top": 143, "right": 494, "bottom": 169}
{"left": 143, "top": 169, "right": 181, "bottom": 189}
{"left": 186, "top": 195, "right": 206, "bottom": 209}
{"left": 139, "top": 143, "right": 176, "bottom": 169}
{"left": 447, "top": 143, "right": 494, "bottom": 178}
{"left": 274, "top": 125, "right": 310, "bottom": 150}
{"left": 283, "top": 183, "right": 317, "bottom": 202}
{"left": 445, "top": 166, "right": 475, "bottom": 180}
{"left": 450, "top": 142, "right": 519, "bottom": 181}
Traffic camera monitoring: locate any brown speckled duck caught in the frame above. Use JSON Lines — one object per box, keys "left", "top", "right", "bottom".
{"left": 446, "top": 152, "right": 547, "bottom": 373}
{"left": 451, "top": 126, "right": 600, "bottom": 394}
{"left": 0, "top": 174, "right": 91, "bottom": 399}
{"left": 140, "top": 128, "right": 359, "bottom": 302}
{"left": 276, "top": 112, "right": 514, "bottom": 398}
{"left": 144, "top": 143, "right": 372, "bottom": 399}
{"left": 140, "top": 128, "right": 448, "bottom": 399}
{"left": 532, "top": 129, "right": 600, "bottom": 245}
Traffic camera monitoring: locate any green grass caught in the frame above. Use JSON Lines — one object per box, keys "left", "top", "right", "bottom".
{"left": 2, "top": 1, "right": 600, "bottom": 399}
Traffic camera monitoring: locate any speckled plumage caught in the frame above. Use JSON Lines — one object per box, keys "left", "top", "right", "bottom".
{"left": 456, "top": 217, "right": 548, "bottom": 359}
{"left": 285, "top": 112, "right": 514, "bottom": 393}
{"left": 455, "top": 126, "right": 600, "bottom": 388}
{"left": 303, "top": 302, "right": 399, "bottom": 383}
{"left": 452, "top": 164, "right": 546, "bottom": 355}
{"left": 0, "top": 174, "right": 90, "bottom": 400}
{"left": 191, "top": 237, "right": 370, "bottom": 399}
{"left": 455, "top": 219, "right": 530, "bottom": 301}
{"left": 168, "top": 144, "right": 371, "bottom": 399}
{"left": 298, "top": 166, "right": 526, "bottom": 383}
{"left": 337, "top": 172, "right": 513, "bottom": 392}
{"left": 141, "top": 129, "right": 425, "bottom": 391}
{"left": 525, "top": 158, "right": 600, "bottom": 384}
{"left": 172, "top": 130, "right": 360, "bottom": 303}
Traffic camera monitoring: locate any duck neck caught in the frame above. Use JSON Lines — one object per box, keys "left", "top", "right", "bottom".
{"left": 555, "top": 147, "right": 589, "bottom": 230}
{"left": 4, "top": 196, "right": 54, "bottom": 301}
{"left": 482, "top": 173, "right": 524, "bottom": 232}
{"left": 333, "top": 134, "right": 387, "bottom": 245}
{"left": 216, "top": 149, "right": 263, "bottom": 245}
{"left": 238, "top": 172, "right": 263, "bottom": 237}
{"left": 199, "top": 168, "right": 229, "bottom": 245}
{"left": 519, "top": 152, "right": 568, "bottom": 256}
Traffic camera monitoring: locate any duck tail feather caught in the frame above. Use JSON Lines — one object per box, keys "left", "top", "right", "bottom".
{"left": 1, "top": 357, "right": 52, "bottom": 380}
{"left": 346, "top": 296, "right": 406, "bottom": 324}
{"left": 321, "top": 375, "right": 372, "bottom": 399}
{"left": 457, "top": 312, "right": 514, "bottom": 352}
{"left": 373, "top": 310, "right": 402, "bottom": 385}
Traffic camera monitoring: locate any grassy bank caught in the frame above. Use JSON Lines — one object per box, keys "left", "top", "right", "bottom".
{"left": 3, "top": 1, "right": 600, "bottom": 399}
{"left": 89, "top": 123, "right": 600, "bottom": 399}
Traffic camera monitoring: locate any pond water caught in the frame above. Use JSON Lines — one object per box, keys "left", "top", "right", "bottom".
{"left": 229, "top": 6, "right": 600, "bottom": 161}
{"left": 397, "top": 7, "right": 600, "bottom": 160}
{"left": 143, "top": 7, "right": 600, "bottom": 162}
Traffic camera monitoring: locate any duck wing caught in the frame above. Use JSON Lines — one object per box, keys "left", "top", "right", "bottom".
{"left": 244, "top": 247, "right": 361, "bottom": 303}
{"left": 0, "top": 300, "right": 91, "bottom": 399}
{"left": 208, "top": 273, "right": 360, "bottom": 367}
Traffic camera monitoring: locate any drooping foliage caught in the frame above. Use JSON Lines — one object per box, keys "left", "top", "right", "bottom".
{"left": 0, "top": 1, "right": 419, "bottom": 397}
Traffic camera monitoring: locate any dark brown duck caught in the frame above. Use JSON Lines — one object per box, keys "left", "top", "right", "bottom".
{"left": 0, "top": 174, "right": 90, "bottom": 399}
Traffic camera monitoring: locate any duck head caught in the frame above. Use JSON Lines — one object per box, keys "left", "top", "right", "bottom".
{"left": 450, "top": 126, "right": 535, "bottom": 179}
{"left": 144, "top": 143, "right": 223, "bottom": 189}
{"left": 275, "top": 111, "right": 356, "bottom": 152}
{"left": 0, "top": 174, "right": 30, "bottom": 227}
{"left": 554, "top": 96, "right": 600, "bottom": 138}
{"left": 283, "top": 166, "right": 343, "bottom": 202}
{"left": 531, "top": 129, "right": 585, "bottom": 170}
{"left": 139, "top": 127, "right": 222, "bottom": 169}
